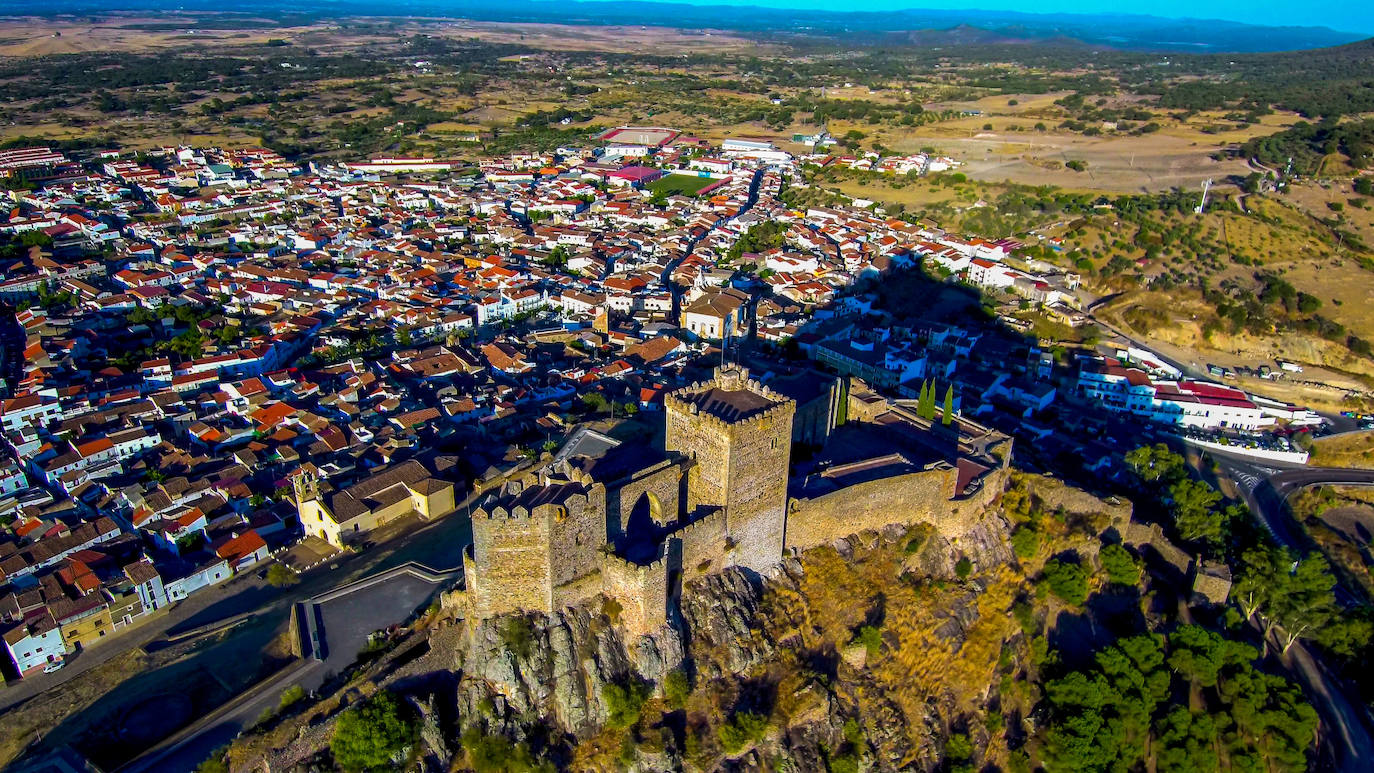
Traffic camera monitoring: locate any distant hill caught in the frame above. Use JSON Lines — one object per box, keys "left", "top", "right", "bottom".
{"left": 17, "top": 0, "right": 1368, "bottom": 53}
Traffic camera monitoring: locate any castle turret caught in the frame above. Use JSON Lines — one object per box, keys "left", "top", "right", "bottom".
{"left": 664, "top": 365, "right": 795, "bottom": 573}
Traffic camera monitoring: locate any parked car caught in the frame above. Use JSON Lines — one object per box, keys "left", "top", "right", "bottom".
{"left": 42, "top": 659, "right": 65, "bottom": 674}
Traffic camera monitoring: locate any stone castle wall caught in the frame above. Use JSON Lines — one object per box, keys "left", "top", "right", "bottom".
{"left": 549, "top": 488, "right": 608, "bottom": 588}
{"left": 471, "top": 508, "right": 553, "bottom": 617}
{"left": 722, "top": 408, "right": 793, "bottom": 573}
{"left": 785, "top": 464, "right": 1009, "bottom": 552}
{"left": 600, "top": 552, "right": 669, "bottom": 636}
{"left": 611, "top": 460, "right": 685, "bottom": 538}
{"left": 672, "top": 508, "right": 729, "bottom": 581}
{"left": 664, "top": 405, "right": 732, "bottom": 511}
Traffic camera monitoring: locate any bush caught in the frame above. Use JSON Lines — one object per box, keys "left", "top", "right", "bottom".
{"left": 854, "top": 625, "right": 883, "bottom": 657}
{"left": 266, "top": 563, "right": 299, "bottom": 588}
{"left": 1042, "top": 559, "right": 1090, "bottom": 605}
{"left": 1099, "top": 543, "right": 1141, "bottom": 587}
{"left": 195, "top": 748, "right": 230, "bottom": 773}
{"left": 461, "top": 727, "right": 554, "bottom": 773}
{"left": 330, "top": 691, "right": 417, "bottom": 772}
{"left": 663, "top": 668, "right": 691, "bottom": 710}
{"left": 955, "top": 556, "right": 973, "bottom": 580}
{"left": 498, "top": 616, "right": 535, "bottom": 659}
{"left": 718, "top": 710, "right": 769, "bottom": 754}
{"left": 1010, "top": 527, "right": 1040, "bottom": 560}
{"left": 279, "top": 684, "right": 306, "bottom": 711}
{"left": 602, "top": 680, "right": 649, "bottom": 729}
{"left": 946, "top": 732, "right": 973, "bottom": 762}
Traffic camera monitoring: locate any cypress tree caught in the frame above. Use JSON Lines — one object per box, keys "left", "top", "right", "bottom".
{"left": 942, "top": 385, "right": 954, "bottom": 425}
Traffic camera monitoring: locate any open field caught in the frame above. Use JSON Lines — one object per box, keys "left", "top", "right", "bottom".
{"left": 649, "top": 172, "right": 717, "bottom": 197}
{"left": 1311, "top": 432, "right": 1374, "bottom": 470}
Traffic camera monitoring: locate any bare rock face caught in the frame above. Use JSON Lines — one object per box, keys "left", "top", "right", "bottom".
{"left": 678, "top": 569, "right": 778, "bottom": 679}
{"left": 457, "top": 605, "right": 685, "bottom": 739}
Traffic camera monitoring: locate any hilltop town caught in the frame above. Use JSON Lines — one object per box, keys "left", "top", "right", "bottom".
{"left": 0, "top": 120, "right": 1332, "bottom": 681}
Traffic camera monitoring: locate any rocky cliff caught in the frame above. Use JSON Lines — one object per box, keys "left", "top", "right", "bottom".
{"left": 237, "top": 504, "right": 1073, "bottom": 773}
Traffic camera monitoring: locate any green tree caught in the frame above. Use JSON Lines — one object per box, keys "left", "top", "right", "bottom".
{"left": 330, "top": 691, "right": 417, "bottom": 772}
{"left": 266, "top": 563, "right": 300, "bottom": 588}
{"left": 602, "top": 680, "right": 649, "bottom": 728}
{"left": 1123, "top": 443, "right": 1184, "bottom": 484}
{"left": 663, "top": 668, "right": 691, "bottom": 710}
{"left": 955, "top": 556, "right": 973, "bottom": 580}
{"left": 1011, "top": 527, "right": 1040, "bottom": 560}
{"left": 1042, "top": 559, "right": 1090, "bottom": 606}
{"left": 1167, "top": 478, "right": 1227, "bottom": 548}
{"left": 718, "top": 711, "right": 769, "bottom": 754}
{"left": 942, "top": 384, "right": 954, "bottom": 425}
{"left": 1098, "top": 543, "right": 1140, "bottom": 587}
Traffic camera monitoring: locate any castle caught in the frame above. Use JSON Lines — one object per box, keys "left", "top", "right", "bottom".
{"left": 459, "top": 365, "right": 1012, "bottom": 635}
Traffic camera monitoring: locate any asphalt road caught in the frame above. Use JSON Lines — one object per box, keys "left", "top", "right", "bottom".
{"left": 126, "top": 571, "right": 452, "bottom": 773}
{"left": 5, "top": 495, "right": 477, "bottom": 772}
{"left": 1217, "top": 456, "right": 1374, "bottom": 771}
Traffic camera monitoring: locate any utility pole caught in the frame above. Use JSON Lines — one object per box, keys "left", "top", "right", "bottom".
{"left": 1195, "top": 178, "right": 1213, "bottom": 215}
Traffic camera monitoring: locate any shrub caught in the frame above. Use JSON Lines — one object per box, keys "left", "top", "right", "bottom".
{"left": 461, "top": 727, "right": 554, "bottom": 773}
{"left": 279, "top": 684, "right": 306, "bottom": 711}
{"left": 195, "top": 747, "right": 230, "bottom": 773}
{"left": 663, "top": 668, "right": 691, "bottom": 710}
{"left": 955, "top": 557, "right": 973, "bottom": 580}
{"left": 946, "top": 732, "right": 973, "bottom": 762}
{"left": 1010, "top": 527, "right": 1040, "bottom": 560}
{"left": 854, "top": 625, "right": 883, "bottom": 657}
{"left": 330, "top": 691, "right": 417, "bottom": 772}
{"left": 718, "top": 710, "right": 769, "bottom": 754}
{"left": 498, "top": 616, "right": 535, "bottom": 659}
{"left": 602, "top": 680, "right": 649, "bottom": 729}
{"left": 266, "top": 563, "right": 299, "bottom": 587}
{"left": 1042, "top": 559, "right": 1090, "bottom": 606}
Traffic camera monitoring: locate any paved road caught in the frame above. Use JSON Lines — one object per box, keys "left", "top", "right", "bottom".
{"left": 1218, "top": 456, "right": 1374, "bottom": 771}
{"left": 0, "top": 570, "right": 274, "bottom": 712}
{"left": 124, "top": 568, "right": 455, "bottom": 773}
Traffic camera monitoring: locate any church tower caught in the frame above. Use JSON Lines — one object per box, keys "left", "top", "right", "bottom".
{"left": 664, "top": 366, "right": 794, "bottom": 573}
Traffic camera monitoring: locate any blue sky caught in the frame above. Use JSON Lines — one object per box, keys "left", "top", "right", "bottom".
{"left": 581, "top": 0, "right": 1374, "bottom": 35}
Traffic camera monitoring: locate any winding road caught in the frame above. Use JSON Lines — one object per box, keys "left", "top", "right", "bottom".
{"left": 1215, "top": 451, "right": 1374, "bottom": 771}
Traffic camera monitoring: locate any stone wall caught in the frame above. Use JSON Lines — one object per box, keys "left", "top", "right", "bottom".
{"left": 548, "top": 488, "right": 608, "bottom": 588}
{"left": 723, "top": 407, "right": 793, "bottom": 573}
{"left": 1022, "top": 474, "right": 1132, "bottom": 531}
{"left": 600, "top": 552, "right": 669, "bottom": 636}
{"left": 665, "top": 405, "right": 732, "bottom": 511}
{"left": 471, "top": 508, "right": 553, "bottom": 617}
{"left": 785, "top": 464, "right": 1009, "bottom": 552}
{"left": 673, "top": 508, "right": 729, "bottom": 580}
{"left": 611, "top": 460, "right": 685, "bottom": 538}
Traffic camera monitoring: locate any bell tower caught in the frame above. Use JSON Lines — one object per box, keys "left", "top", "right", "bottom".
{"left": 293, "top": 463, "right": 320, "bottom": 505}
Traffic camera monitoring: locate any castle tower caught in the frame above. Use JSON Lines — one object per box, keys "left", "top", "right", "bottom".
{"left": 664, "top": 365, "right": 795, "bottom": 573}
{"left": 469, "top": 475, "right": 608, "bottom": 619}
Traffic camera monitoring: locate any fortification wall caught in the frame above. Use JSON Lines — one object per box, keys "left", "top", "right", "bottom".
{"left": 785, "top": 465, "right": 1008, "bottom": 551}
{"left": 1022, "top": 474, "right": 1132, "bottom": 530}
{"left": 600, "top": 552, "right": 668, "bottom": 637}
{"left": 613, "top": 461, "right": 684, "bottom": 537}
{"left": 672, "top": 508, "right": 729, "bottom": 580}
{"left": 471, "top": 508, "right": 553, "bottom": 617}
{"left": 553, "top": 568, "right": 605, "bottom": 611}
{"left": 665, "top": 406, "right": 731, "bottom": 509}
{"left": 549, "top": 489, "right": 608, "bottom": 588}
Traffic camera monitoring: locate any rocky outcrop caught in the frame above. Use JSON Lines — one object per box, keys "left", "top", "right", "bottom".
{"left": 456, "top": 605, "right": 685, "bottom": 739}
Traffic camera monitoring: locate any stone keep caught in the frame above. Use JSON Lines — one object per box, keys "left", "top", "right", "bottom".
{"left": 664, "top": 366, "right": 794, "bottom": 573}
